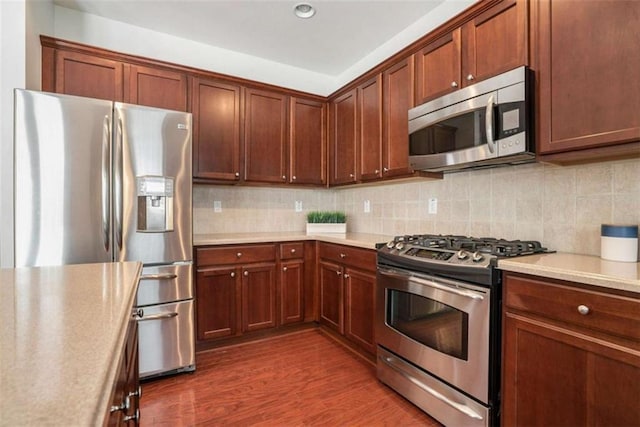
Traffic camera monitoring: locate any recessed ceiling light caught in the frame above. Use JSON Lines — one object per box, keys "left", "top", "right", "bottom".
{"left": 294, "top": 3, "right": 316, "bottom": 19}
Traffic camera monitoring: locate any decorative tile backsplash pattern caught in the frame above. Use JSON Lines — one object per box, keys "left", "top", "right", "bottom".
{"left": 194, "top": 158, "right": 640, "bottom": 256}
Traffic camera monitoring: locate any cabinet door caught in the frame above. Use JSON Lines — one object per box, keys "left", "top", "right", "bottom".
{"left": 461, "top": 0, "right": 527, "bottom": 86}
{"left": 330, "top": 89, "right": 358, "bottom": 185}
{"left": 244, "top": 89, "right": 288, "bottom": 183}
{"left": 344, "top": 267, "right": 376, "bottom": 355}
{"left": 383, "top": 57, "right": 414, "bottom": 178}
{"left": 125, "top": 65, "right": 188, "bottom": 111}
{"left": 54, "top": 50, "right": 124, "bottom": 101}
{"left": 241, "top": 263, "right": 277, "bottom": 332}
{"left": 290, "top": 97, "right": 326, "bottom": 185}
{"left": 280, "top": 260, "right": 304, "bottom": 325}
{"left": 191, "top": 77, "right": 242, "bottom": 181}
{"left": 319, "top": 261, "right": 344, "bottom": 333}
{"left": 414, "top": 28, "right": 462, "bottom": 104}
{"left": 535, "top": 0, "right": 640, "bottom": 155}
{"left": 358, "top": 76, "right": 383, "bottom": 181}
{"left": 195, "top": 267, "right": 240, "bottom": 340}
{"left": 503, "top": 312, "right": 640, "bottom": 426}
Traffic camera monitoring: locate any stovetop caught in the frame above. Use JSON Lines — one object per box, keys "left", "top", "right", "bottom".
{"left": 377, "top": 234, "right": 552, "bottom": 286}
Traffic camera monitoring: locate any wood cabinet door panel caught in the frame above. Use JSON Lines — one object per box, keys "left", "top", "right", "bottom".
{"left": 290, "top": 98, "right": 326, "bottom": 185}
{"left": 414, "top": 29, "right": 461, "bottom": 104}
{"left": 55, "top": 50, "right": 123, "bottom": 101}
{"left": 536, "top": 0, "right": 640, "bottom": 153}
{"left": 196, "top": 266, "right": 239, "bottom": 340}
{"left": 358, "top": 76, "right": 383, "bottom": 181}
{"left": 280, "top": 260, "right": 304, "bottom": 325}
{"left": 331, "top": 89, "right": 358, "bottom": 185}
{"left": 241, "top": 263, "right": 277, "bottom": 332}
{"left": 191, "top": 78, "right": 242, "bottom": 181}
{"left": 383, "top": 57, "right": 414, "bottom": 177}
{"left": 126, "top": 65, "right": 187, "bottom": 111}
{"left": 344, "top": 268, "right": 376, "bottom": 355}
{"left": 319, "top": 261, "right": 343, "bottom": 333}
{"left": 462, "top": 0, "right": 526, "bottom": 85}
{"left": 244, "top": 89, "right": 288, "bottom": 183}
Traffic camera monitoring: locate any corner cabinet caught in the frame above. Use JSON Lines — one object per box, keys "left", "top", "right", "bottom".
{"left": 415, "top": 0, "right": 528, "bottom": 104}
{"left": 330, "top": 89, "right": 359, "bottom": 185}
{"left": 191, "top": 77, "right": 242, "bottom": 182}
{"left": 289, "top": 98, "right": 327, "bottom": 185}
{"left": 318, "top": 243, "right": 377, "bottom": 355}
{"left": 502, "top": 273, "right": 640, "bottom": 426}
{"left": 533, "top": 0, "right": 640, "bottom": 161}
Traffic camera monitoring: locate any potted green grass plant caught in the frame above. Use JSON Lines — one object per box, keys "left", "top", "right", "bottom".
{"left": 306, "top": 211, "right": 347, "bottom": 234}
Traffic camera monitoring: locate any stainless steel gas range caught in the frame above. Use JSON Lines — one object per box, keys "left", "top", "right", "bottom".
{"left": 375, "top": 234, "right": 551, "bottom": 427}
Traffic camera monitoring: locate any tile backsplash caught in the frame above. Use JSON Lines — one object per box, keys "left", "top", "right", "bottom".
{"left": 194, "top": 158, "right": 640, "bottom": 256}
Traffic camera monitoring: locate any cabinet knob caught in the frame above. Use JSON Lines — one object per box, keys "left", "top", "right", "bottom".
{"left": 128, "top": 385, "right": 142, "bottom": 399}
{"left": 230, "top": 272, "right": 235, "bottom": 278}
{"left": 577, "top": 305, "right": 590, "bottom": 315}
{"left": 123, "top": 408, "right": 140, "bottom": 423}
{"left": 383, "top": 167, "right": 389, "bottom": 173}
{"left": 349, "top": 173, "right": 354, "bottom": 178}
{"left": 135, "top": 308, "right": 144, "bottom": 319}
{"left": 292, "top": 176, "right": 297, "bottom": 180}
{"left": 451, "top": 81, "right": 458, "bottom": 88}
{"left": 467, "top": 74, "right": 475, "bottom": 81}
{"left": 336, "top": 270, "right": 342, "bottom": 276}
{"left": 236, "top": 252, "right": 242, "bottom": 258}
{"left": 282, "top": 175, "right": 287, "bottom": 180}
{"left": 375, "top": 169, "right": 380, "bottom": 174}
{"left": 340, "top": 253, "right": 346, "bottom": 258}
{"left": 110, "top": 396, "right": 131, "bottom": 413}
{"left": 344, "top": 274, "right": 350, "bottom": 278}
{"left": 235, "top": 172, "right": 240, "bottom": 178}
{"left": 290, "top": 248, "right": 296, "bottom": 253}
{"left": 244, "top": 271, "right": 249, "bottom": 277}
{"left": 283, "top": 266, "right": 288, "bottom": 272}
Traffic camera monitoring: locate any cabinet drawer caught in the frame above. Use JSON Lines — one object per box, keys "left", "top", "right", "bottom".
{"left": 504, "top": 274, "right": 640, "bottom": 342}
{"left": 318, "top": 243, "right": 376, "bottom": 271}
{"left": 280, "top": 242, "right": 305, "bottom": 260}
{"left": 196, "top": 244, "right": 276, "bottom": 267}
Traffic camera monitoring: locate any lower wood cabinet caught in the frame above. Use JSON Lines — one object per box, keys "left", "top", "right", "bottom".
{"left": 318, "top": 243, "right": 376, "bottom": 355}
{"left": 502, "top": 273, "right": 640, "bottom": 426}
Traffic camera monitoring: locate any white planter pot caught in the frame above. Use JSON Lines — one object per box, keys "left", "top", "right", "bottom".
{"left": 306, "top": 223, "right": 346, "bottom": 234}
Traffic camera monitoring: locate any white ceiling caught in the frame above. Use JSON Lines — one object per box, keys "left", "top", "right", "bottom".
{"left": 53, "top": 0, "right": 457, "bottom": 76}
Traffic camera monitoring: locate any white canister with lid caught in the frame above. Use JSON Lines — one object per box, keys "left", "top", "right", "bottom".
{"left": 600, "top": 224, "right": 639, "bottom": 262}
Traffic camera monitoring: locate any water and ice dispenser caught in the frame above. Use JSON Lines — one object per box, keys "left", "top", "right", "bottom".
{"left": 137, "top": 176, "right": 174, "bottom": 232}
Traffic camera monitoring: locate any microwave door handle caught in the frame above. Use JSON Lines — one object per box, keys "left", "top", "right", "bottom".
{"left": 485, "top": 95, "right": 496, "bottom": 154}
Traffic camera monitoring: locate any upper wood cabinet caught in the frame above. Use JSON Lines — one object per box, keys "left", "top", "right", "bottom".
{"left": 415, "top": 0, "right": 527, "bottom": 104}
{"left": 382, "top": 56, "right": 415, "bottom": 178}
{"left": 244, "top": 88, "right": 289, "bottom": 184}
{"left": 125, "top": 65, "right": 188, "bottom": 111}
{"left": 289, "top": 98, "right": 327, "bottom": 186}
{"left": 191, "top": 77, "right": 242, "bottom": 182}
{"left": 330, "top": 89, "right": 358, "bottom": 185}
{"left": 533, "top": 0, "right": 640, "bottom": 160}
{"left": 358, "top": 76, "right": 383, "bottom": 181}
{"left": 50, "top": 50, "right": 124, "bottom": 101}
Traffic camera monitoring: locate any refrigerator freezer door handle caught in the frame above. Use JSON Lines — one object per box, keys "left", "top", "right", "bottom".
{"left": 140, "top": 273, "right": 178, "bottom": 281}
{"left": 102, "top": 115, "right": 111, "bottom": 252}
{"left": 114, "top": 115, "right": 124, "bottom": 252}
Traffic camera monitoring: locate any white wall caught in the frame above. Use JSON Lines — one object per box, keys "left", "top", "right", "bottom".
{"left": 0, "top": 0, "right": 53, "bottom": 267}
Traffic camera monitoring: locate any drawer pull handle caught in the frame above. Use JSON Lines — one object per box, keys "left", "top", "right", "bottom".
{"left": 340, "top": 253, "right": 346, "bottom": 258}
{"left": 336, "top": 271, "right": 342, "bottom": 276}
{"left": 236, "top": 252, "right": 242, "bottom": 258}
{"left": 283, "top": 267, "right": 288, "bottom": 272}
{"left": 577, "top": 305, "right": 590, "bottom": 315}
{"left": 230, "top": 272, "right": 235, "bottom": 278}
{"left": 291, "top": 248, "right": 296, "bottom": 253}
{"left": 344, "top": 274, "right": 350, "bottom": 278}
{"left": 244, "top": 271, "right": 249, "bottom": 276}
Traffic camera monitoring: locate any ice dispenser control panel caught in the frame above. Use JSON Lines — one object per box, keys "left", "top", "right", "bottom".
{"left": 137, "top": 176, "right": 174, "bottom": 232}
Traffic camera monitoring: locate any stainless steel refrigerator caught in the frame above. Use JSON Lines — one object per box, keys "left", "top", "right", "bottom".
{"left": 13, "top": 89, "right": 195, "bottom": 379}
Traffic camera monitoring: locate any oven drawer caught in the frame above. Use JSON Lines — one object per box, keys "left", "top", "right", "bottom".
{"left": 318, "top": 243, "right": 376, "bottom": 271}
{"left": 196, "top": 244, "right": 276, "bottom": 266}
{"left": 504, "top": 273, "right": 640, "bottom": 342}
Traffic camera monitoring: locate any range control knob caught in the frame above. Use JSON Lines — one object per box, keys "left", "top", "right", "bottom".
{"left": 457, "top": 250, "right": 469, "bottom": 260}
{"left": 395, "top": 242, "right": 405, "bottom": 251}
{"left": 472, "top": 252, "right": 484, "bottom": 263}
{"left": 386, "top": 241, "right": 395, "bottom": 249}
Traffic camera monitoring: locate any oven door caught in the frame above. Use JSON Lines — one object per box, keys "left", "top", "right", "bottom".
{"left": 376, "top": 266, "right": 490, "bottom": 403}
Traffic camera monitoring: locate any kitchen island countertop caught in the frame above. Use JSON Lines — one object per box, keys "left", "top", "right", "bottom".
{"left": 0, "top": 261, "right": 142, "bottom": 426}
{"left": 498, "top": 253, "right": 640, "bottom": 294}
{"left": 194, "top": 231, "right": 393, "bottom": 250}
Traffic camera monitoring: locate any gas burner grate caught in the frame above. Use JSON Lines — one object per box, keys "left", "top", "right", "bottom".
{"left": 393, "top": 234, "right": 550, "bottom": 257}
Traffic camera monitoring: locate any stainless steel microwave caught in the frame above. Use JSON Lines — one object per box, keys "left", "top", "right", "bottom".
{"left": 408, "top": 66, "right": 534, "bottom": 172}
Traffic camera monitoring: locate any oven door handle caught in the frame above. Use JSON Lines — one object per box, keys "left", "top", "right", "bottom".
{"left": 380, "top": 269, "right": 485, "bottom": 301}
{"left": 381, "top": 354, "right": 484, "bottom": 420}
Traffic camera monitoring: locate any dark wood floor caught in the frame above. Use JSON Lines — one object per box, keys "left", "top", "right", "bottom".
{"left": 140, "top": 328, "right": 441, "bottom": 426}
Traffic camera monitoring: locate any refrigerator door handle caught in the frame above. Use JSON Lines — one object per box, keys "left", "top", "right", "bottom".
{"left": 140, "top": 273, "right": 178, "bottom": 281}
{"left": 114, "top": 115, "right": 124, "bottom": 252}
{"left": 102, "top": 115, "right": 111, "bottom": 252}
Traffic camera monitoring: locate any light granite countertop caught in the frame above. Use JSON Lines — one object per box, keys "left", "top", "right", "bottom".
{"left": 0, "top": 261, "right": 142, "bottom": 426}
{"left": 194, "top": 232, "right": 394, "bottom": 250}
{"left": 498, "top": 253, "right": 640, "bottom": 295}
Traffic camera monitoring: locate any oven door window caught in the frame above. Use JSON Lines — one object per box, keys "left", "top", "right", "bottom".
{"left": 409, "top": 107, "right": 489, "bottom": 156}
{"left": 387, "top": 289, "right": 468, "bottom": 360}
